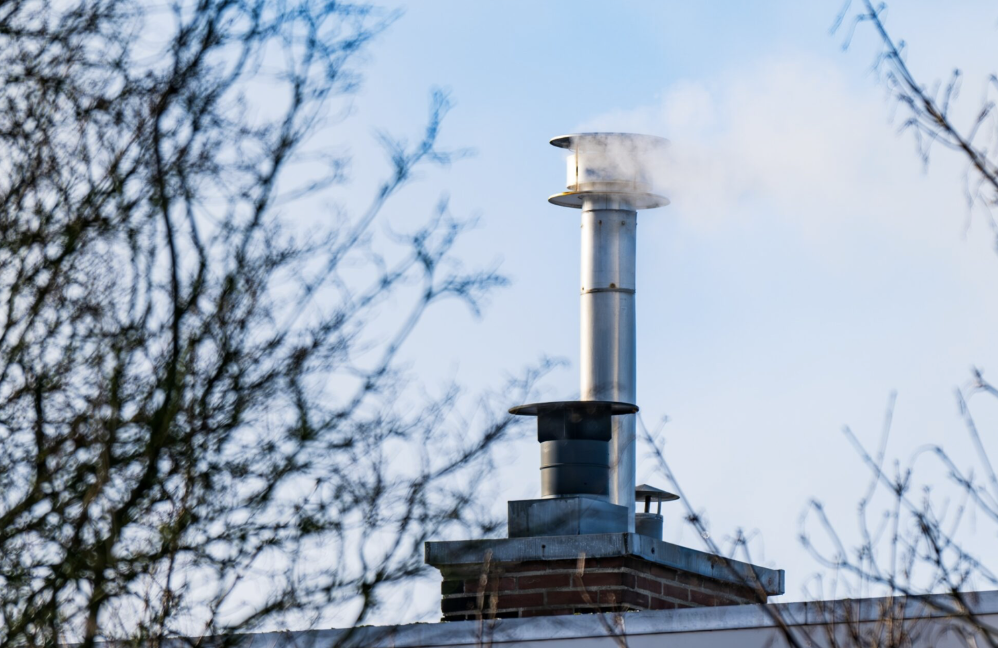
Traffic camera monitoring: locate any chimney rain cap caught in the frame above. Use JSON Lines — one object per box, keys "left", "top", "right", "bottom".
{"left": 548, "top": 132, "right": 669, "bottom": 210}
{"left": 635, "top": 483, "right": 680, "bottom": 503}
{"left": 509, "top": 401, "right": 638, "bottom": 417}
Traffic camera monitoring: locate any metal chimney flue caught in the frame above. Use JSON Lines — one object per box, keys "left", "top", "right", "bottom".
{"left": 549, "top": 133, "right": 669, "bottom": 533}
{"left": 426, "top": 135, "right": 787, "bottom": 616}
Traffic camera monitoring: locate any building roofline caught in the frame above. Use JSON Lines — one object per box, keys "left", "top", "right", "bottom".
{"left": 209, "top": 589, "right": 998, "bottom": 648}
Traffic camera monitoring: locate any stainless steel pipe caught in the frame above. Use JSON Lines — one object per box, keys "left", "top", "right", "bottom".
{"left": 580, "top": 195, "right": 637, "bottom": 529}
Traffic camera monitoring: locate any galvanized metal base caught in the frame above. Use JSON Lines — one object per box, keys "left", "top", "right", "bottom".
{"left": 507, "top": 497, "right": 628, "bottom": 538}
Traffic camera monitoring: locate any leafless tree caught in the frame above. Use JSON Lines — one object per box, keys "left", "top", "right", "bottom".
{"left": 787, "top": 5, "right": 998, "bottom": 644}
{"left": 636, "top": 6, "right": 998, "bottom": 646}
{"left": 0, "top": 1, "right": 547, "bottom": 646}
{"left": 834, "top": 0, "right": 998, "bottom": 253}
{"left": 795, "top": 384, "right": 998, "bottom": 647}
{"left": 642, "top": 387, "right": 998, "bottom": 647}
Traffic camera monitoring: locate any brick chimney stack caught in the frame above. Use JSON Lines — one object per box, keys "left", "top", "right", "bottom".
{"left": 429, "top": 537, "right": 780, "bottom": 620}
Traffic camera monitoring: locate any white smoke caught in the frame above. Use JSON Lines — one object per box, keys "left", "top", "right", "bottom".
{"left": 573, "top": 55, "right": 940, "bottom": 241}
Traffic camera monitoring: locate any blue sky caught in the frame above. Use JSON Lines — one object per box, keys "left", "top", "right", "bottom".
{"left": 316, "top": 0, "right": 998, "bottom": 623}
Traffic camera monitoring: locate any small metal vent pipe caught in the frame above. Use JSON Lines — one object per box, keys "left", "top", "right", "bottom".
{"left": 549, "top": 133, "right": 668, "bottom": 532}
{"left": 634, "top": 483, "right": 679, "bottom": 540}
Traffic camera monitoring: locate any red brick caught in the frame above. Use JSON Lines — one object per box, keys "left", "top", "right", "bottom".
{"left": 441, "top": 580, "right": 464, "bottom": 596}
{"left": 441, "top": 596, "right": 480, "bottom": 614}
{"left": 635, "top": 575, "right": 663, "bottom": 595}
{"left": 661, "top": 582, "right": 690, "bottom": 602}
{"left": 439, "top": 566, "right": 478, "bottom": 579}
{"left": 643, "top": 562, "right": 680, "bottom": 581}
{"left": 713, "top": 591, "right": 752, "bottom": 605}
{"left": 622, "top": 589, "right": 651, "bottom": 609}
{"left": 711, "top": 580, "right": 745, "bottom": 593}
{"left": 598, "top": 588, "right": 649, "bottom": 609}
{"left": 594, "top": 556, "right": 626, "bottom": 569}
{"left": 546, "top": 589, "right": 594, "bottom": 606}
{"left": 572, "top": 571, "right": 635, "bottom": 589}
{"left": 649, "top": 596, "right": 678, "bottom": 610}
{"left": 439, "top": 554, "right": 771, "bottom": 619}
{"left": 503, "top": 560, "right": 555, "bottom": 573}
{"left": 463, "top": 576, "right": 514, "bottom": 593}
{"left": 521, "top": 608, "right": 575, "bottom": 617}
{"left": 702, "top": 577, "right": 755, "bottom": 598}
{"left": 518, "top": 574, "right": 571, "bottom": 590}
{"left": 677, "top": 571, "right": 703, "bottom": 588}
{"left": 494, "top": 592, "right": 544, "bottom": 610}
{"left": 688, "top": 589, "right": 720, "bottom": 606}
{"left": 707, "top": 579, "right": 759, "bottom": 601}
{"left": 597, "top": 588, "right": 623, "bottom": 607}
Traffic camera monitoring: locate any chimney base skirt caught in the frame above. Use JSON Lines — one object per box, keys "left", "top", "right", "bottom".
{"left": 508, "top": 497, "right": 627, "bottom": 538}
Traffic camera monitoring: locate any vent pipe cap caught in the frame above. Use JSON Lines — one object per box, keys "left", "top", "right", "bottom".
{"left": 634, "top": 484, "right": 678, "bottom": 540}
{"left": 548, "top": 132, "right": 669, "bottom": 210}
{"left": 636, "top": 483, "right": 680, "bottom": 513}
{"left": 509, "top": 400, "right": 638, "bottom": 417}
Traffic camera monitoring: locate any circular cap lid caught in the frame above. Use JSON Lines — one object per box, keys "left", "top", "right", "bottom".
{"left": 509, "top": 400, "right": 639, "bottom": 417}
{"left": 635, "top": 483, "right": 680, "bottom": 502}
{"left": 548, "top": 191, "right": 669, "bottom": 209}
{"left": 549, "top": 132, "right": 669, "bottom": 150}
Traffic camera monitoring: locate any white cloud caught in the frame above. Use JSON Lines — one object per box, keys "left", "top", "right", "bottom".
{"left": 578, "top": 54, "right": 990, "bottom": 263}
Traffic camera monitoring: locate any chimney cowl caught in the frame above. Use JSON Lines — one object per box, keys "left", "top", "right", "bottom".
{"left": 549, "top": 132, "right": 669, "bottom": 209}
